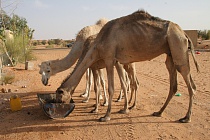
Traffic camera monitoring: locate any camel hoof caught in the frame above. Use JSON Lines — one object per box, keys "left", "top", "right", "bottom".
{"left": 80, "top": 93, "right": 88, "bottom": 98}
{"left": 82, "top": 99, "right": 89, "bottom": 103}
{"left": 116, "top": 99, "right": 121, "bottom": 102}
{"left": 129, "top": 105, "right": 136, "bottom": 110}
{"left": 119, "top": 109, "right": 129, "bottom": 114}
{"left": 99, "top": 116, "right": 110, "bottom": 122}
{"left": 103, "top": 102, "right": 108, "bottom": 106}
{"left": 91, "top": 109, "right": 98, "bottom": 113}
{"left": 153, "top": 111, "right": 162, "bottom": 117}
{"left": 179, "top": 117, "right": 191, "bottom": 123}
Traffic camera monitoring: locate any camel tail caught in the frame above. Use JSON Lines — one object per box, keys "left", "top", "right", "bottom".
{"left": 186, "top": 34, "right": 200, "bottom": 73}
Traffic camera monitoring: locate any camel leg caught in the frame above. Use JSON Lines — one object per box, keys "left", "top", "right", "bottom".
{"left": 90, "top": 69, "right": 101, "bottom": 113}
{"left": 80, "top": 69, "right": 90, "bottom": 97}
{"left": 81, "top": 69, "right": 92, "bottom": 97}
{"left": 116, "top": 71, "right": 129, "bottom": 102}
{"left": 124, "top": 63, "right": 139, "bottom": 109}
{"left": 176, "top": 63, "right": 196, "bottom": 123}
{"left": 129, "top": 76, "right": 139, "bottom": 109}
{"left": 153, "top": 55, "right": 178, "bottom": 117}
{"left": 126, "top": 71, "right": 131, "bottom": 93}
{"left": 81, "top": 68, "right": 93, "bottom": 103}
{"left": 115, "top": 62, "right": 129, "bottom": 114}
{"left": 99, "top": 69, "right": 108, "bottom": 106}
{"left": 99, "top": 60, "right": 115, "bottom": 122}
{"left": 116, "top": 89, "right": 123, "bottom": 102}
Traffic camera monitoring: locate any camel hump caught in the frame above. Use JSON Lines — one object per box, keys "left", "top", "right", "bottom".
{"left": 96, "top": 18, "right": 109, "bottom": 26}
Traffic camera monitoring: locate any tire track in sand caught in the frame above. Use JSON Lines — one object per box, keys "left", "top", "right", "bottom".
{"left": 125, "top": 113, "right": 135, "bottom": 140}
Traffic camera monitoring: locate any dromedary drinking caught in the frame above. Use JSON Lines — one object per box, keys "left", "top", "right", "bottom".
{"left": 74, "top": 34, "right": 139, "bottom": 112}
{"left": 56, "top": 10, "right": 199, "bottom": 123}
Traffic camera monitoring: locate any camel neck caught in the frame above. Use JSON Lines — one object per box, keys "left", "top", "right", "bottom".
{"left": 50, "top": 41, "right": 84, "bottom": 75}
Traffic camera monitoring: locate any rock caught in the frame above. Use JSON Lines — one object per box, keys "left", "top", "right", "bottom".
{"left": 1, "top": 88, "right": 8, "bottom": 93}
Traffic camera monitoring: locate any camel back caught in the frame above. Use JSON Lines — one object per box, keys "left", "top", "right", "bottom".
{"left": 127, "top": 10, "right": 165, "bottom": 22}
{"left": 76, "top": 19, "right": 108, "bottom": 41}
{"left": 96, "top": 10, "right": 170, "bottom": 45}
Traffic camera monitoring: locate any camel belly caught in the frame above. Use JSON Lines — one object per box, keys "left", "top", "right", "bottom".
{"left": 115, "top": 43, "right": 169, "bottom": 64}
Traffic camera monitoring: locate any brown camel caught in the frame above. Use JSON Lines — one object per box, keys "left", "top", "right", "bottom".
{"left": 56, "top": 10, "right": 199, "bottom": 123}
{"left": 73, "top": 34, "right": 139, "bottom": 113}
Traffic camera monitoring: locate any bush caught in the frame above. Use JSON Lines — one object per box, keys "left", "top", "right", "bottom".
{"left": 48, "top": 39, "right": 55, "bottom": 45}
{"left": 198, "top": 30, "right": 210, "bottom": 40}
{"left": 54, "top": 39, "right": 62, "bottom": 45}
{"left": 32, "top": 40, "right": 38, "bottom": 46}
{"left": 4, "top": 34, "right": 36, "bottom": 65}
{"left": 41, "top": 40, "right": 47, "bottom": 45}
{"left": 1, "top": 72, "right": 15, "bottom": 84}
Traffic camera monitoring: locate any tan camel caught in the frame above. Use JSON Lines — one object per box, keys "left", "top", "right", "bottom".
{"left": 56, "top": 10, "right": 199, "bottom": 123}
{"left": 73, "top": 34, "right": 139, "bottom": 113}
{"left": 39, "top": 18, "right": 108, "bottom": 103}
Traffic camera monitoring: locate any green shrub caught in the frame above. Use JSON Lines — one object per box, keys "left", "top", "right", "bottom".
{"left": 32, "top": 40, "right": 38, "bottom": 46}
{"left": 41, "top": 40, "right": 47, "bottom": 45}
{"left": 198, "top": 30, "right": 210, "bottom": 40}
{"left": 4, "top": 34, "right": 36, "bottom": 65}
{"left": 48, "top": 39, "right": 55, "bottom": 45}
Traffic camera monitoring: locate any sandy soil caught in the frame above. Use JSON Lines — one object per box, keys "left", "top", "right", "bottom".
{"left": 0, "top": 47, "right": 209, "bottom": 140}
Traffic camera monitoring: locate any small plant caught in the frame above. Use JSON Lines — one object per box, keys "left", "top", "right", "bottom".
{"left": 1, "top": 73, "right": 15, "bottom": 84}
{"left": 41, "top": 40, "right": 47, "bottom": 45}
{"left": 198, "top": 30, "right": 210, "bottom": 40}
{"left": 45, "top": 45, "right": 54, "bottom": 48}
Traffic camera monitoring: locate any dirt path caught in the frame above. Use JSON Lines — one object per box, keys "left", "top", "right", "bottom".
{"left": 0, "top": 48, "right": 209, "bottom": 140}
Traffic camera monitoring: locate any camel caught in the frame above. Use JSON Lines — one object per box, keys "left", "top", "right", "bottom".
{"left": 39, "top": 18, "right": 109, "bottom": 103}
{"left": 56, "top": 10, "right": 199, "bottom": 123}
{"left": 72, "top": 34, "right": 139, "bottom": 113}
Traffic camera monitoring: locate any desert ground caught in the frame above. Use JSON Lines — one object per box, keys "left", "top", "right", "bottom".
{"left": 0, "top": 45, "right": 209, "bottom": 140}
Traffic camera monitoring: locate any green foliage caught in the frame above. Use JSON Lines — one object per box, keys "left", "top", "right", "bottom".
{"left": 41, "top": 40, "right": 47, "bottom": 45}
{"left": 198, "top": 30, "right": 210, "bottom": 40}
{"left": 4, "top": 34, "right": 35, "bottom": 64}
{"left": 1, "top": 12, "right": 34, "bottom": 39}
{"left": 0, "top": 10, "right": 35, "bottom": 66}
{"left": 48, "top": 39, "right": 55, "bottom": 45}
{"left": 32, "top": 40, "right": 38, "bottom": 46}
{"left": 54, "top": 39, "right": 62, "bottom": 45}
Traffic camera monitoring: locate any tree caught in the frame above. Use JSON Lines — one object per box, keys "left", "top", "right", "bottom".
{"left": 41, "top": 40, "right": 47, "bottom": 45}
{"left": 198, "top": 30, "right": 210, "bottom": 40}
{"left": 0, "top": 2, "right": 35, "bottom": 67}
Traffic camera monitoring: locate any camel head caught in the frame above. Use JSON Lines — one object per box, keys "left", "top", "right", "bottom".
{"left": 56, "top": 87, "right": 72, "bottom": 103}
{"left": 39, "top": 61, "right": 52, "bottom": 86}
